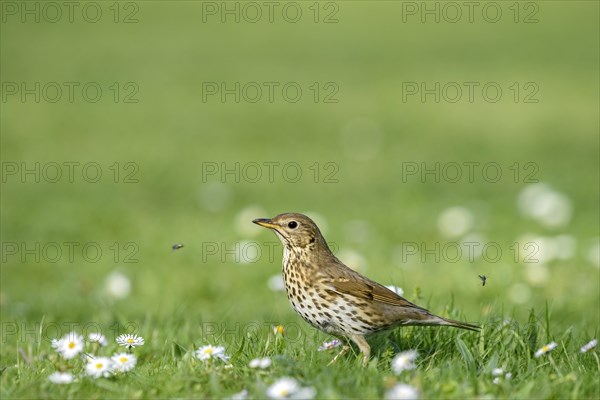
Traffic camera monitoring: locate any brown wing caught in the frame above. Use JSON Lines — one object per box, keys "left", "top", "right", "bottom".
{"left": 321, "top": 260, "right": 428, "bottom": 312}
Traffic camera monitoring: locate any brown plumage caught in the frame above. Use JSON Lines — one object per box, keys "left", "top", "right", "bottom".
{"left": 253, "top": 212, "right": 479, "bottom": 366}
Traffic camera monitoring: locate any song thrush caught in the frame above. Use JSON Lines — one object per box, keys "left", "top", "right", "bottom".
{"left": 253, "top": 212, "right": 479, "bottom": 366}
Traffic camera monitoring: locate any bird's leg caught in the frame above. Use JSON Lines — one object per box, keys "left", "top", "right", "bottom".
{"left": 327, "top": 344, "right": 350, "bottom": 366}
{"left": 348, "top": 334, "right": 371, "bottom": 367}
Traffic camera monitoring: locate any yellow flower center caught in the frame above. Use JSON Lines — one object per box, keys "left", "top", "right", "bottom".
{"left": 95, "top": 363, "right": 103, "bottom": 369}
{"left": 68, "top": 342, "right": 76, "bottom": 349}
{"left": 542, "top": 345, "right": 549, "bottom": 352}
{"left": 119, "top": 357, "right": 128, "bottom": 363}
{"left": 205, "top": 348, "right": 214, "bottom": 355}
{"left": 127, "top": 338, "right": 134, "bottom": 343}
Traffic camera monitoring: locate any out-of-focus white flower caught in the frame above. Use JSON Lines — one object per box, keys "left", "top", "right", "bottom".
{"left": 580, "top": 339, "right": 597, "bottom": 353}
{"left": 235, "top": 205, "right": 267, "bottom": 237}
{"left": 391, "top": 350, "right": 418, "bottom": 374}
{"left": 105, "top": 271, "right": 131, "bottom": 299}
{"left": 384, "top": 383, "right": 419, "bottom": 400}
{"left": 516, "top": 234, "right": 577, "bottom": 265}
{"left": 492, "top": 368, "right": 512, "bottom": 384}
{"left": 385, "top": 285, "right": 404, "bottom": 297}
{"left": 437, "top": 206, "right": 474, "bottom": 239}
{"left": 266, "top": 377, "right": 315, "bottom": 399}
{"left": 267, "top": 274, "right": 285, "bottom": 292}
{"left": 266, "top": 377, "right": 300, "bottom": 399}
{"left": 525, "top": 263, "right": 550, "bottom": 286}
{"left": 48, "top": 372, "right": 74, "bottom": 384}
{"left": 518, "top": 183, "right": 572, "bottom": 228}
{"left": 230, "top": 389, "right": 249, "bottom": 400}
{"left": 291, "top": 387, "right": 316, "bottom": 399}
{"left": 534, "top": 342, "right": 558, "bottom": 358}
{"left": 554, "top": 235, "right": 576, "bottom": 260}
{"left": 111, "top": 352, "right": 137, "bottom": 372}
{"left": 337, "top": 248, "right": 367, "bottom": 272}
{"left": 196, "top": 345, "right": 230, "bottom": 362}
{"left": 317, "top": 339, "right": 342, "bottom": 352}
{"left": 460, "top": 232, "right": 487, "bottom": 260}
{"left": 587, "top": 240, "right": 600, "bottom": 268}
{"left": 88, "top": 332, "right": 107, "bottom": 346}
{"left": 249, "top": 357, "right": 272, "bottom": 369}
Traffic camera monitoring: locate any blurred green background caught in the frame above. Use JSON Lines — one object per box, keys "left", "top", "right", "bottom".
{"left": 1, "top": 0, "right": 598, "bottom": 349}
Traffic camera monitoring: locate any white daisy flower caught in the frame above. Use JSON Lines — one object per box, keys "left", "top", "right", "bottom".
{"left": 85, "top": 356, "right": 112, "bottom": 378}
{"left": 317, "top": 339, "right": 342, "bottom": 352}
{"left": 492, "top": 377, "right": 501, "bottom": 385}
{"left": 534, "top": 341, "right": 558, "bottom": 358}
{"left": 580, "top": 339, "right": 597, "bottom": 353}
{"left": 196, "top": 345, "right": 230, "bottom": 362}
{"left": 116, "top": 333, "right": 145, "bottom": 349}
{"left": 52, "top": 333, "right": 84, "bottom": 360}
{"left": 391, "top": 350, "right": 418, "bottom": 374}
{"left": 48, "top": 372, "right": 74, "bottom": 384}
{"left": 88, "top": 332, "right": 107, "bottom": 346}
{"left": 505, "top": 372, "right": 512, "bottom": 379}
{"left": 249, "top": 357, "right": 272, "bottom": 369}
{"left": 266, "top": 377, "right": 300, "bottom": 399}
{"left": 384, "top": 383, "right": 419, "bottom": 400}
{"left": 111, "top": 352, "right": 137, "bottom": 372}
{"left": 492, "top": 368, "right": 504, "bottom": 377}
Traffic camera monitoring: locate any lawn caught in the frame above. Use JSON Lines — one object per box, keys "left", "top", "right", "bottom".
{"left": 1, "top": 1, "right": 598, "bottom": 399}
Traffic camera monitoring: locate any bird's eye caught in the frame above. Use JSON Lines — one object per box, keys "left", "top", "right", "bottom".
{"left": 288, "top": 221, "right": 298, "bottom": 229}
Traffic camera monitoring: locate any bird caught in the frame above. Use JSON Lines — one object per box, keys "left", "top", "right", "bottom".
{"left": 253, "top": 212, "right": 479, "bottom": 366}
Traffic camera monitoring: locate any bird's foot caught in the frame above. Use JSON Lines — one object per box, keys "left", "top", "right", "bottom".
{"left": 361, "top": 354, "right": 369, "bottom": 367}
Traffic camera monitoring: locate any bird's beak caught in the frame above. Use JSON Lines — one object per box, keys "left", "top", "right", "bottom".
{"left": 252, "top": 218, "right": 279, "bottom": 230}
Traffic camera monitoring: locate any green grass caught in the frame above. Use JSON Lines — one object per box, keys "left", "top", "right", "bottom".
{"left": 1, "top": 305, "right": 599, "bottom": 399}
{"left": 1, "top": 1, "right": 599, "bottom": 399}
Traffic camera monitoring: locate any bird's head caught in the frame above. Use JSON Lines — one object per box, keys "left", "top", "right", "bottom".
{"left": 253, "top": 213, "right": 326, "bottom": 250}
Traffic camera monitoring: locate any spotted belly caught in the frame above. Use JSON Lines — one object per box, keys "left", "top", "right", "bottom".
{"left": 284, "top": 283, "right": 382, "bottom": 336}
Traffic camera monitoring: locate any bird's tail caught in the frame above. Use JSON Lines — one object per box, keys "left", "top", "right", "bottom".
{"left": 439, "top": 317, "right": 480, "bottom": 332}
